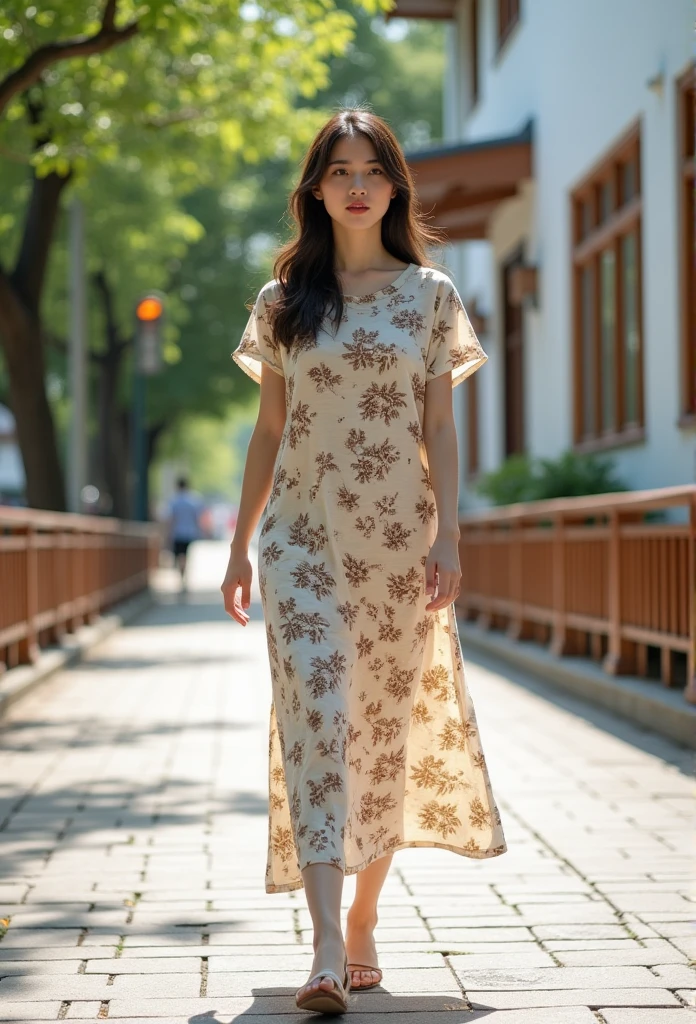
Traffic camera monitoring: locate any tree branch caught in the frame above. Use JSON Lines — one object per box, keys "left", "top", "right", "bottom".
{"left": 0, "top": 1, "right": 139, "bottom": 116}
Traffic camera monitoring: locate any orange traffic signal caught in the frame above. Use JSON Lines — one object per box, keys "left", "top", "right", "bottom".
{"left": 135, "top": 296, "right": 164, "bottom": 322}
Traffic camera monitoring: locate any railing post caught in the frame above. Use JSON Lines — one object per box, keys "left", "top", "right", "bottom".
{"left": 602, "top": 507, "right": 631, "bottom": 676}
{"left": 550, "top": 512, "right": 568, "bottom": 656}
{"left": 686, "top": 495, "right": 696, "bottom": 704}
{"left": 18, "top": 524, "right": 39, "bottom": 665}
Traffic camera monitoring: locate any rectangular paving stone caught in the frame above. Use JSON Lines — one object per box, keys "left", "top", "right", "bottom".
{"left": 0, "top": 974, "right": 110, "bottom": 999}
{"left": 66, "top": 1002, "right": 104, "bottom": 1019}
{"left": 453, "top": 965, "right": 665, "bottom": 989}
{"left": 207, "top": 967, "right": 459, "bottom": 996}
{"left": 556, "top": 946, "right": 689, "bottom": 967}
{"left": 467, "top": 988, "right": 682, "bottom": 1009}
{"left": 82, "top": 1015, "right": 601, "bottom": 1024}
{"left": 85, "top": 956, "right": 202, "bottom": 974}
{"left": 601, "top": 1012, "right": 696, "bottom": 1023}
{"left": 0, "top": 1003, "right": 63, "bottom": 1020}
{"left": 106, "top": 993, "right": 473, "bottom": 1016}
{"left": 109, "top": 973, "right": 201, "bottom": 997}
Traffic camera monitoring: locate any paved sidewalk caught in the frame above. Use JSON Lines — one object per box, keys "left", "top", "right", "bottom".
{"left": 0, "top": 541, "right": 694, "bottom": 1023}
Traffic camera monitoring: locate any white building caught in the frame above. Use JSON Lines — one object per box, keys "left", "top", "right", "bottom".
{"left": 392, "top": 0, "right": 695, "bottom": 506}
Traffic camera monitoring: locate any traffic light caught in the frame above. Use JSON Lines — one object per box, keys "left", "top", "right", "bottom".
{"left": 135, "top": 293, "right": 164, "bottom": 375}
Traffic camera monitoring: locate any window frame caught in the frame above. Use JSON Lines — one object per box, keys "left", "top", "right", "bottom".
{"left": 497, "top": 0, "right": 520, "bottom": 54}
{"left": 571, "top": 123, "right": 645, "bottom": 452}
{"left": 678, "top": 64, "right": 696, "bottom": 426}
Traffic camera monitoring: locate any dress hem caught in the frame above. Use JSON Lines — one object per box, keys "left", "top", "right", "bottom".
{"left": 264, "top": 836, "right": 508, "bottom": 894}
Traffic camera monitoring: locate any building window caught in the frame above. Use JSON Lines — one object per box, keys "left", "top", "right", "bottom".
{"left": 497, "top": 0, "right": 520, "bottom": 51}
{"left": 679, "top": 65, "right": 695, "bottom": 423}
{"left": 470, "top": 0, "right": 480, "bottom": 107}
{"left": 572, "top": 126, "right": 644, "bottom": 449}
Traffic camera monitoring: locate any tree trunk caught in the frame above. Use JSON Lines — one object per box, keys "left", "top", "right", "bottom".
{"left": 0, "top": 271, "right": 65, "bottom": 510}
{"left": 0, "top": 164, "right": 71, "bottom": 511}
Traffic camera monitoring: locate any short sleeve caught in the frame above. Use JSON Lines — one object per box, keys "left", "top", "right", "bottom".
{"left": 231, "top": 282, "right": 284, "bottom": 385}
{"left": 425, "top": 276, "right": 487, "bottom": 388}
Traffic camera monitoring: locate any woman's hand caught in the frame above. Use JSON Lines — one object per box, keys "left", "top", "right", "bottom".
{"left": 424, "top": 530, "right": 461, "bottom": 612}
{"left": 221, "top": 546, "right": 253, "bottom": 626}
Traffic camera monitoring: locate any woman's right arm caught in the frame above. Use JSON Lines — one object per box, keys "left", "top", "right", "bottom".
{"left": 220, "top": 363, "right": 286, "bottom": 625}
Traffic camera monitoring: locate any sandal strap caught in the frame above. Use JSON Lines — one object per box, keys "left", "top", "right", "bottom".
{"left": 348, "top": 963, "right": 381, "bottom": 972}
{"left": 305, "top": 968, "right": 346, "bottom": 992}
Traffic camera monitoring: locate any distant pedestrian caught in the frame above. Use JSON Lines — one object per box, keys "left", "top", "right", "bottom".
{"left": 167, "top": 477, "right": 203, "bottom": 592}
{"left": 221, "top": 108, "right": 507, "bottom": 1014}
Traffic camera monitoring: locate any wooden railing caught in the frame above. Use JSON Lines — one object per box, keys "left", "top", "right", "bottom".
{"left": 455, "top": 484, "right": 696, "bottom": 704}
{"left": 0, "top": 507, "right": 160, "bottom": 673}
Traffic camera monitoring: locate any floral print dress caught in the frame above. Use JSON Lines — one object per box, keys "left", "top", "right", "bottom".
{"left": 232, "top": 262, "right": 507, "bottom": 893}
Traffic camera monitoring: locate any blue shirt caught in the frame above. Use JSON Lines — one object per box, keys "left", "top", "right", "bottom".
{"left": 168, "top": 491, "right": 202, "bottom": 541}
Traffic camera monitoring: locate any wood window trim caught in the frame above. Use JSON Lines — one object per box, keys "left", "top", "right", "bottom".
{"left": 571, "top": 123, "right": 644, "bottom": 449}
{"left": 496, "top": 0, "right": 520, "bottom": 57}
{"left": 678, "top": 64, "right": 695, "bottom": 427}
{"left": 466, "top": 372, "right": 480, "bottom": 479}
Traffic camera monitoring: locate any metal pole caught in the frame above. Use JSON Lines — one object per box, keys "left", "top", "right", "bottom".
{"left": 131, "top": 365, "right": 147, "bottom": 521}
{"left": 68, "top": 197, "right": 87, "bottom": 513}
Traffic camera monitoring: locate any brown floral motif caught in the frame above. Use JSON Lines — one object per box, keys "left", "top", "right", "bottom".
{"left": 342, "top": 327, "right": 399, "bottom": 374}
{"left": 290, "top": 560, "right": 336, "bottom": 600}
{"left": 411, "top": 699, "right": 434, "bottom": 726}
{"left": 230, "top": 269, "right": 506, "bottom": 895}
{"left": 377, "top": 604, "right": 402, "bottom": 643}
{"left": 386, "top": 292, "right": 414, "bottom": 310}
{"left": 390, "top": 309, "right": 427, "bottom": 338}
{"left": 355, "top": 515, "right": 376, "bottom": 538}
{"left": 307, "top": 650, "right": 347, "bottom": 699}
{"left": 288, "top": 513, "right": 328, "bottom": 554}
{"left": 261, "top": 541, "right": 284, "bottom": 566}
{"left": 386, "top": 566, "right": 421, "bottom": 605}
{"left": 439, "top": 716, "right": 476, "bottom": 752}
{"left": 288, "top": 401, "right": 316, "bottom": 449}
{"left": 357, "top": 791, "right": 398, "bottom": 825}
{"left": 410, "top": 754, "right": 462, "bottom": 796}
{"left": 308, "top": 362, "right": 344, "bottom": 393}
{"left": 288, "top": 740, "right": 305, "bottom": 766}
{"left": 336, "top": 483, "right": 360, "bottom": 511}
{"left": 382, "top": 520, "right": 412, "bottom": 551}
{"left": 342, "top": 552, "right": 382, "bottom": 588}
{"left": 374, "top": 493, "right": 397, "bottom": 518}
{"left": 309, "top": 452, "right": 339, "bottom": 502}
{"left": 346, "top": 428, "right": 400, "bottom": 484}
{"left": 469, "top": 795, "right": 493, "bottom": 830}
{"left": 356, "top": 632, "right": 374, "bottom": 659}
{"left": 306, "top": 708, "right": 323, "bottom": 733}
{"left": 418, "top": 799, "right": 462, "bottom": 838}
{"left": 384, "top": 663, "right": 417, "bottom": 704}
{"left": 358, "top": 381, "right": 407, "bottom": 426}
{"left": 278, "top": 597, "right": 330, "bottom": 645}
{"left": 337, "top": 601, "right": 359, "bottom": 630}
{"left": 422, "top": 665, "right": 455, "bottom": 703}
{"left": 415, "top": 496, "right": 436, "bottom": 525}
{"left": 368, "top": 745, "right": 406, "bottom": 785}
{"left": 307, "top": 772, "right": 343, "bottom": 808}
{"left": 407, "top": 420, "right": 424, "bottom": 445}
{"left": 364, "top": 701, "right": 405, "bottom": 746}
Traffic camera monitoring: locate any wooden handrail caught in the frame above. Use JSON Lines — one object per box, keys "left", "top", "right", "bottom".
{"left": 0, "top": 508, "right": 159, "bottom": 674}
{"left": 456, "top": 485, "right": 696, "bottom": 704}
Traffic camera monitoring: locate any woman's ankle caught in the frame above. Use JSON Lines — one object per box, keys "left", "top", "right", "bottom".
{"left": 346, "top": 907, "right": 378, "bottom": 930}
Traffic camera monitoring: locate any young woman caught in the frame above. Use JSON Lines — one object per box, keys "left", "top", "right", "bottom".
{"left": 221, "top": 108, "right": 507, "bottom": 1014}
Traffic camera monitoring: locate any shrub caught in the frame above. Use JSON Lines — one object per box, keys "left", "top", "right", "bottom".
{"left": 474, "top": 450, "right": 627, "bottom": 506}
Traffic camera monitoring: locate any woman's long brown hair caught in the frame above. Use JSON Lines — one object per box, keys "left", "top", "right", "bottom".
{"left": 269, "top": 108, "right": 446, "bottom": 352}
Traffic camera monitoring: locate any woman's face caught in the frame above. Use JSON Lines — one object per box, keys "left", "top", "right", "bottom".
{"left": 312, "top": 133, "right": 397, "bottom": 231}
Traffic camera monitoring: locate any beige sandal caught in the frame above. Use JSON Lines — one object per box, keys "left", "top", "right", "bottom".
{"left": 347, "top": 962, "right": 383, "bottom": 990}
{"left": 295, "top": 955, "right": 351, "bottom": 1014}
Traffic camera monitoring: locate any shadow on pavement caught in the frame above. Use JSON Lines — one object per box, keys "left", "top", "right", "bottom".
{"left": 188, "top": 991, "right": 499, "bottom": 1020}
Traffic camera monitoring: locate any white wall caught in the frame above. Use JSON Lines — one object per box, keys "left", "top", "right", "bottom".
{"left": 449, "top": 0, "right": 695, "bottom": 499}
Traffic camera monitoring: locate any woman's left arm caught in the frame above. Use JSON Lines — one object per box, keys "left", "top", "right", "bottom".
{"left": 422, "top": 372, "right": 461, "bottom": 612}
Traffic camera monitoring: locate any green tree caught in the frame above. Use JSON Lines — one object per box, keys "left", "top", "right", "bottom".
{"left": 0, "top": 0, "right": 390, "bottom": 510}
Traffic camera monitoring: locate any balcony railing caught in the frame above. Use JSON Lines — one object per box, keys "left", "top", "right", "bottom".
{"left": 0, "top": 508, "right": 160, "bottom": 673}
{"left": 455, "top": 484, "right": 696, "bottom": 704}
